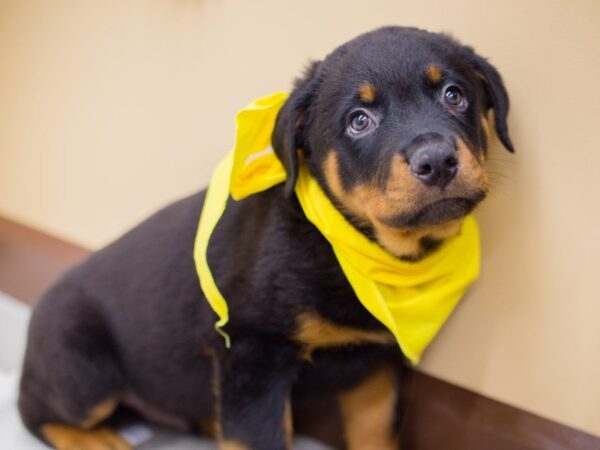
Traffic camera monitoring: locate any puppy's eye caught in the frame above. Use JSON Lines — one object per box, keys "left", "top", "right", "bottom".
{"left": 351, "top": 113, "right": 370, "bottom": 130}
{"left": 347, "top": 110, "right": 376, "bottom": 136}
{"left": 443, "top": 85, "right": 468, "bottom": 111}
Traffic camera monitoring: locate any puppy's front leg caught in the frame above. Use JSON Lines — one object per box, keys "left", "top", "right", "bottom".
{"left": 216, "top": 335, "right": 297, "bottom": 450}
{"left": 338, "top": 365, "right": 401, "bottom": 450}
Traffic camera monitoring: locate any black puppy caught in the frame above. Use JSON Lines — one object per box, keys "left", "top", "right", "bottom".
{"left": 19, "top": 26, "right": 513, "bottom": 450}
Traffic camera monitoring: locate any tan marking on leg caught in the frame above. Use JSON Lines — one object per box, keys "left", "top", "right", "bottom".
{"left": 205, "top": 345, "right": 225, "bottom": 444}
{"left": 79, "top": 397, "right": 118, "bottom": 429}
{"left": 219, "top": 441, "right": 250, "bottom": 450}
{"left": 215, "top": 401, "right": 291, "bottom": 449}
{"left": 358, "top": 82, "right": 376, "bottom": 103}
{"left": 426, "top": 63, "right": 443, "bottom": 84}
{"left": 294, "top": 313, "right": 394, "bottom": 357}
{"left": 339, "top": 368, "right": 399, "bottom": 450}
{"left": 42, "top": 425, "right": 131, "bottom": 450}
{"left": 284, "top": 399, "right": 293, "bottom": 450}
{"left": 198, "top": 418, "right": 218, "bottom": 438}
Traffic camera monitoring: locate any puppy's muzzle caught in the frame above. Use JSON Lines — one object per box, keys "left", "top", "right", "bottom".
{"left": 408, "top": 140, "right": 458, "bottom": 189}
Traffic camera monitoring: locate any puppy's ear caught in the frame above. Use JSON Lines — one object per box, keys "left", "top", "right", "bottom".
{"left": 471, "top": 54, "right": 514, "bottom": 152}
{"left": 272, "top": 61, "right": 321, "bottom": 196}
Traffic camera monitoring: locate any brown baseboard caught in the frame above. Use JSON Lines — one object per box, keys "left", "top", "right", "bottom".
{"left": 0, "top": 215, "right": 598, "bottom": 449}
{"left": 399, "top": 370, "right": 599, "bottom": 450}
{"left": 0, "top": 216, "right": 89, "bottom": 305}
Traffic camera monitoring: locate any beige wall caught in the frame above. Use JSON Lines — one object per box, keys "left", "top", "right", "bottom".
{"left": 1, "top": 0, "right": 599, "bottom": 436}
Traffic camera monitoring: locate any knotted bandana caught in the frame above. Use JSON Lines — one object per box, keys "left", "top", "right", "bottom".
{"left": 194, "top": 92, "right": 480, "bottom": 364}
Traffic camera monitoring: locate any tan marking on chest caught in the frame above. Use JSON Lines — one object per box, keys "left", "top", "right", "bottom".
{"left": 294, "top": 313, "right": 394, "bottom": 356}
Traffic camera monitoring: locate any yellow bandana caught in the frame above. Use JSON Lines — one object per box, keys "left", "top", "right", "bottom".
{"left": 194, "top": 92, "right": 480, "bottom": 365}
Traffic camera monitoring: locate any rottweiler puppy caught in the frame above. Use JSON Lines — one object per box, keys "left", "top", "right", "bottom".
{"left": 19, "top": 26, "right": 513, "bottom": 450}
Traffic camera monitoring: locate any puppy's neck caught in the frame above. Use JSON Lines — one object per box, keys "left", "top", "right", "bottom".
{"left": 330, "top": 198, "right": 463, "bottom": 261}
{"left": 371, "top": 219, "right": 463, "bottom": 261}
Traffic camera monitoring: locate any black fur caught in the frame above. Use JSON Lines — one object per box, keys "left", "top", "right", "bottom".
{"left": 19, "top": 26, "right": 512, "bottom": 450}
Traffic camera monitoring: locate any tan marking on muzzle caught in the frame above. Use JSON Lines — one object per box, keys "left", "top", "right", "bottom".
{"left": 455, "top": 138, "right": 489, "bottom": 191}
{"left": 322, "top": 149, "right": 484, "bottom": 258}
{"left": 323, "top": 152, "right": 420, "bottom": 222}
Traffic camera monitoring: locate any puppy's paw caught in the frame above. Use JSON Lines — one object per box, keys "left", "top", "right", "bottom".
{"left": 42, "top": 424, "right": 132, "bottom": 450}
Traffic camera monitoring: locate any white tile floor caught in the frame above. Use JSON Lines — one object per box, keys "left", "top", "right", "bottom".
{"left": 0, "top": 292, "right": 49, "bottom": 449}
{"left": 0, "top": 292, "right": 333, "bottom": 449}
{"left": 0, "top": 292, "right": 30, "bottom": 373}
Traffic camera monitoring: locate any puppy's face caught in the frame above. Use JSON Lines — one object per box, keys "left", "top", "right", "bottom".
{"left": 273, "top": 27, "right": 513, "bottom": 259}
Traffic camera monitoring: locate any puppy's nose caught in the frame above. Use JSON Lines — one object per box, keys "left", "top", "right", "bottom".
{"left": 409, "top": 142, "right": 458, "bottom": 189}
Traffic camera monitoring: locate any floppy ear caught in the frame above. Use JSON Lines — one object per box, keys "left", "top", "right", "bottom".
{"left": 472, "top": 55, "right": 515, "bottom": 152}
{"left": 272, "top": 61, "right": 321, "bottom": 196}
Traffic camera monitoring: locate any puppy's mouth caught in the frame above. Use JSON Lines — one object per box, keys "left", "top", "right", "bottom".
{"left": 380, "top": 192, "right": 486, "bottom": 228}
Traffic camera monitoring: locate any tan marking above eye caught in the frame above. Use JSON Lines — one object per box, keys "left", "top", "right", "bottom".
{"left": 426, "top": 63, "right": 443, "bottom": 84}
{"left": 358, "top": 82, "right": 376, "bottom": 103}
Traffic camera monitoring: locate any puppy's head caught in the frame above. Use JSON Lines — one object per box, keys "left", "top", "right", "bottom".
{"left": 273, "top": 27, "right": 513, "bottom": 260}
